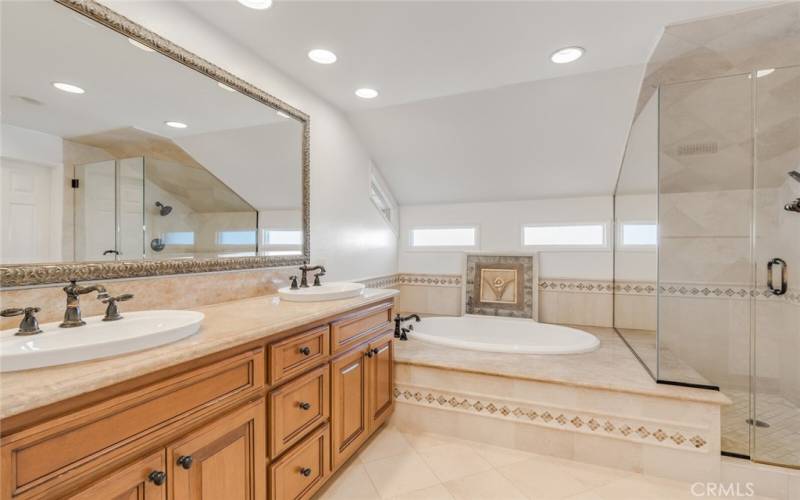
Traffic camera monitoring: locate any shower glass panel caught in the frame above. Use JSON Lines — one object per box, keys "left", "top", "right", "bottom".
{"left": 752, "top": 65, "right": 800, "bottom": 467}
{"left": 116, "top": 157, "right": 145, "bottom": 260}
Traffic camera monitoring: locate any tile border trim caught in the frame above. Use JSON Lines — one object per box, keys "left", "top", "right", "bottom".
{"left": 394, "top": 384, "right": 711, "bottom": 453}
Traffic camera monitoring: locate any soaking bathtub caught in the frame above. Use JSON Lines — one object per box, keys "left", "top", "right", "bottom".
{"left": 410, "top": 315, "right": 600, "bottom": 354}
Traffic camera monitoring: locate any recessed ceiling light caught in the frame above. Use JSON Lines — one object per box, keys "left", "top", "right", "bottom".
{"left": 52, "top": 82, "right": 85, "bottom": 94}
{"left": 756, "top": 68, "right": 775, "bottom": 78}
{"left": 550, "top": 46, "right": 585, "bottom": 64}
{"left": 11, "top": 95, "right": 45, "bottom": 106}
{"left": 276, "top": 111, "right": 290, "bottom": 118}
{"left": 308, "top": 49, "right": 337, "bottom": 65}
{"left": 236, "top": 0, "right": 273, "bottom": 9}
{"left": 165, "top": 121, "right": 188, "bottom": 129}
{"left": 355, "top": 88, "right": 379, "bottom": 99}
{"left": 218, "top": 82, "right": 236, "bottom": 92}
{"left": 128, "top": 38, "right": 155, "bottom": 52}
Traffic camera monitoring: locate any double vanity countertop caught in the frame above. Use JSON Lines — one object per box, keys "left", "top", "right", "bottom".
{"left": 0, "top": 288, "right": 399, "bottom": 420}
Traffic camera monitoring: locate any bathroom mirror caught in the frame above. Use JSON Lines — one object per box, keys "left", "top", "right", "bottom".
{"left": 613, "top": 91, "right": 658, "bottom": 377}
{"left": 0, "top": 0, "right": 309, "bottom": 287}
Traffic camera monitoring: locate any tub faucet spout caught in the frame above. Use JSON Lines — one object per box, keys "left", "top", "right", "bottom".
{"left": 394, "top": 313, "right": 421, "bottom": 341}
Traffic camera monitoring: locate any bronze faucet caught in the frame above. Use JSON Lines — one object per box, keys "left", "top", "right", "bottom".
{"left": 298, "top": 262, "right": 326, "bottom": 288}
{"left": 1, "top": 307, "right": 43, "bottom": 335}
{"left": 61, "top": 279, "right": 109, "bottom": 328}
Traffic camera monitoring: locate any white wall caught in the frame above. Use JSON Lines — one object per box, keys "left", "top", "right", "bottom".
{"left": 102, "top": 0, "right": 398, "bottom": 281}
{"left": 399, "top": 196, "right": 614, "bottom": 280}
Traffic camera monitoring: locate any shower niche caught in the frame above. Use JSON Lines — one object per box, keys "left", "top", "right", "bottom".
{"left": 73, "top": 154, "right": 257, "bottom": 262}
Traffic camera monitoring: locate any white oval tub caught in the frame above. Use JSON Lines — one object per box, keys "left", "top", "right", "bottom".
{"left": 411, "top": 315, "right": 600, "bottom": 354}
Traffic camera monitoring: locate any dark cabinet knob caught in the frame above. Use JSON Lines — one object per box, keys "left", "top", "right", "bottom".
{"left": 299, "top": 346, "right": 311, "bottom": 356}
{"left": 298, "top": 401, "right": 311, "bottom": 410}
{"left": 148, "top": 470, "right": 166, "bottom": 486}
{"left": 371, "top": 348, "right": 380, "bottom": 355}
{"left": 300, "top": 467, "right": 312, "bottom": 477}
{"left": 177, "top": 455, "right": 193, "bottom": 470}
{"left": 365, "top": 350, "right": 373, "bottom": 358}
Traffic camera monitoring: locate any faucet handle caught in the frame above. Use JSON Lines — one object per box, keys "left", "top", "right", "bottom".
{"left": 312, "top": 269, "right": 326, "bottom": 287}
{"left": 289, "top": 276, "right": 299, "bottom": 290}
{"left": 101, "top": 294, "right": 134, "bottom": 321}
{"left": 1, "top": 307, "right": 43, "bottom": 336}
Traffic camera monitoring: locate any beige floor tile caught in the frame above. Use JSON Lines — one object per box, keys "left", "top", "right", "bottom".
{"left": 589, "top": 476, "right": 695, "bottom": 500}
{"left": 547, "top": 456, "right": 632, "bottom": 488}
{"left": 563, "top": 492, "right": 605, "bottom": 500}
{"left": 418, "top": 443, "right": 493, "bottom": 482}
{"left": 496, "top": 457, "right": 596, "bottom": 499}
{"left": 443, "top": 469, "right": 527, "bottom": 500}
{"left": 466, "top": 441, "right": 535, "bottom": 467}
{"left": 363, "top": 451, "right": 442, "bottom": 498}
{"left": 360, "top": 428, "right": 416, "bottom": 463}
{"left": 390, "top": 484, "right": 455, "bottom": 500}
{"left": 401, "top": 430, "right": 461, "bottom": 452}
{"left": 318, "top": 462, "right": 381, "bottom": 500}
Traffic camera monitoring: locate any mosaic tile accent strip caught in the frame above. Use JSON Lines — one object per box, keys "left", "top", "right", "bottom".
{"left": 360, "top": 274, "right": 400, "bottom": 289}
{"left": 541, "top": 279, "right": 615, "bottom": 295}
{"left": 397, "top": 274, "right": 462, "bottom": 287}
{"left": 394, "top": 384, "right": 711, "bottom": 453}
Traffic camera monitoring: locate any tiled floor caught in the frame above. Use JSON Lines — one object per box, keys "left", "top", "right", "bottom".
{"left": 722, "top": 388, "right": 800, "bottom": 466}
{"left": 315, "top": 425, "right": 778, "bottom": 500}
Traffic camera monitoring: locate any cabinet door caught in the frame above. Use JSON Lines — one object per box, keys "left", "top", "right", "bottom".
{"left": 368, "top": 333, "right": 395, "bottom": 430}
{"left": 67, "top": 451, "right": 166, "bottom": 500}
{"left": 169, "top": 399, "right": 265, "bottom": 500}
{"left": 330, "top": 346, "right": 370, "bottom": 470}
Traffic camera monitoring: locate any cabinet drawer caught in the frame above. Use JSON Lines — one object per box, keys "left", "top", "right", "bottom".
{"left": 330, "top": 302, "right": 392, "bottom": 354}
{"left": 268, "top": 326, "right": 329, "bottom": 385}
{"left": 268, "top": 423, "right": 330, "bottom": 500}
{"left": 268, "top": 365, "right": 330, "bottom": 458}
{"left": 66, "top": 450, "right": 166, "bottom": 500}
{"left": 2, "top": 349, "right": 264, "bottom": 498}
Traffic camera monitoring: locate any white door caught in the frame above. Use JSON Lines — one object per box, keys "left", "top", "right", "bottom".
{"left": 117, "top": 157, "right": 144, "bottom": 260}
{"left": 75, "top": 160, "right": 116, "bottom": 261}
{"left": 0, "top": 158, "right": 53, "bottom": 263}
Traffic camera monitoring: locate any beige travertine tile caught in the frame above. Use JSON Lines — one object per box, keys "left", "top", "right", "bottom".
{"left": 390, "top": 484, "right": 454, "bottom": 500}
{"left": 443, "top": 469, "right": 527, "bottom": 500}
{"left": 363, "top": 451, "right": 441, "bottom": 498}
{"left": 417, "top": 443, "right": 493, "bottom": 482}
{"left": 318, "top": 462, "right": 381, "bottom": 500}
{"left": 359, "top": 427, "right": 415, "bottom": 463}
{"left": 497, "top": 457, "right": 597, "bottom": 499}
{"left": 400, "top": 430, "right": 459, "bottom": 452}
{"left": 465, "top": 441, "right": 535, "bottom": 467}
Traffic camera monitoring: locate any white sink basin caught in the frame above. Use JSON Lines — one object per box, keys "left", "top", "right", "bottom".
{"left": 0, "top": 310, "right": 203, "bottom": 372}
{"left": 278, "top": 282, "right": 365, "bottom": 302}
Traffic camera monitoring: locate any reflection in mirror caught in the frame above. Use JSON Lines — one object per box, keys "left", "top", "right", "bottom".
{"left": 613, "top": 91, "right": 658, "bottom": 377}
{"left": 0, "top": 1, "right": 304, "bottom": 266}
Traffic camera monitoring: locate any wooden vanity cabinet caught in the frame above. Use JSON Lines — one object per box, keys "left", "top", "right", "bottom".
{"left": 66, "top": 451, "right": 167, "bottom": 500}
{"left": 169, "top": 399, "right": 265, "bottom": 500}
{"left": 0, "top": 298, "right": 395, "bottom": 500}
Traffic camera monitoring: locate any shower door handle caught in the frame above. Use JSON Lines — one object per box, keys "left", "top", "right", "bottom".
{"left": 767, "top": 258, "right": 787, "bottom": 296}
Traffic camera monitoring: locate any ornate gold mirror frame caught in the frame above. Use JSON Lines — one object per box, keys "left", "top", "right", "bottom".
{"left": 0, "top": 0, "right": 310, "bottom": 288}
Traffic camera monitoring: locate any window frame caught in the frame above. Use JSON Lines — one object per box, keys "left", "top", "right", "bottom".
{"left": 616, "top": 220, "right": 658, "bottom": 251}
{"left": 407, "top": 224, "right": 480, "bottom": 251}
{"left": 520, "top": 222, "right": 610, "bottom": 251}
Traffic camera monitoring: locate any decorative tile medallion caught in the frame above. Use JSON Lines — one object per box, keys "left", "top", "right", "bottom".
{"left": 464, "top": 254, "right": 538, "bottom": 319}
{"left": 394, "top": 384, "right": 711, "bottom": 453}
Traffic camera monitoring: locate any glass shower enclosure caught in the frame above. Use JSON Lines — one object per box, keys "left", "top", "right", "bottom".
{"left": 614, "top": 66, "right": 800, "bottom": 468}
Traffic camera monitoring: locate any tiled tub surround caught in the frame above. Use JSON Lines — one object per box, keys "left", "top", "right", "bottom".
{"left": 392, "top": 327, "right": 728, "bottom": 484}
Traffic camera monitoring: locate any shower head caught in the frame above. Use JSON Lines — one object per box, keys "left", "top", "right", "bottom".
{"left": 789, "top": 170, "right": 800, "bottom": 183}
{"left": 155, "top": 201, "right": 172, "bottom": 216}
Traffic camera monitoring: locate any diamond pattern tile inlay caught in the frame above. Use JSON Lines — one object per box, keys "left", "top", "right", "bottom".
{"left": 393, "top": 386, "right": 710, "bottom": 451}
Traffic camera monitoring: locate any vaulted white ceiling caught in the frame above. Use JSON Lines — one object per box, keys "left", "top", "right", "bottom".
{"left": 182, "top": 0, "right": 765, "bottom": 204}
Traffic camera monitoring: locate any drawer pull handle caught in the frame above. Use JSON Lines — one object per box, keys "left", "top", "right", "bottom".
{"left": 177, "top": 455, "right": 194, "bottom": 470}
{"left": 299, "top": 401, "right": 312, "bottom": 410}
{"left": 148, "top": 471, "right": 166, "bottom": 486}
{"left": 299, "top": 346, "right": 311, "bottom": 356}
{"left": 300, "top": 467, "right": 312, "bottom": 477}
